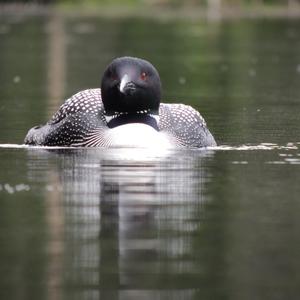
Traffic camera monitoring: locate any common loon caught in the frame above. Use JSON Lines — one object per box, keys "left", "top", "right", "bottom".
{"left": 24, "top": 57, "right": 216, "bottom": 148}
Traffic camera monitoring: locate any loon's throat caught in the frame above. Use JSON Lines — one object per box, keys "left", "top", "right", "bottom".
{"left": 106, "top": 113, "right": 159, "bottom": 131}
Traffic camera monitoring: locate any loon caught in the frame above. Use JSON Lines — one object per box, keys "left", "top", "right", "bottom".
{"left": 24, "top": 57, "right": 216, "bottom": 148}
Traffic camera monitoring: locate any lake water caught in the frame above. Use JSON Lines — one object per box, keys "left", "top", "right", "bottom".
{"left": 0, "top": 11, "right": 300, "bottom": 300}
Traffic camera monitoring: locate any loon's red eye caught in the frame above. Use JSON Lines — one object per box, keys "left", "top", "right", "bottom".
{"left": 141, "top": 72, "right": 147, "bottom": 81}
{"left": 111, "top": 73, "right": 118, "bottom": 81}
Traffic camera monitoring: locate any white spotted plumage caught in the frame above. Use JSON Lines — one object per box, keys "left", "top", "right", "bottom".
{"left": 24, "top": 88, "right": 216, "bottom": 148}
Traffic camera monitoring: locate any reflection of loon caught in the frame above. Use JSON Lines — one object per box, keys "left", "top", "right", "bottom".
{"left": 25, "top": 148, "right": 214, "bottom": 298}
{"left": 24, "top": 57, "right": 216, "bottom": 148}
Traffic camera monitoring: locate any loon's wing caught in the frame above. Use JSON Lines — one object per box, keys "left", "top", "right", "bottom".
{"left": 159, "top": 103, "right": 216, "bottom": 147}
{"left": 24, "top": 89, "right": 106, "bottom": 146}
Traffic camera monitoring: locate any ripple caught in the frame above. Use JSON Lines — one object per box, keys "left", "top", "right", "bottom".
{"left": 0, "top": 142, "right": 299, "bottom": 152}
{"left": 210, "top": 142, "right": 299, "bottom": 151}
{"left": 232, "top": 161, "right": 248, "bottom": 164}
{"left": 0, "top": 144, "right": 77, "bottom": 149}
{"left": 0, "top": 183, "right": 30, "bottom": 194}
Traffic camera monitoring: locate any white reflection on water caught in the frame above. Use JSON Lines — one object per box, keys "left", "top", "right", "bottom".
{"left": 212, "top": 142, "right": 299, "bottom": 151}
{"left": 24, "top": 147, "right": 214, "bottom": 299}
{"left": 0, "top": 141, "right": 299, "bottom": 151}
{"left": 0, "top": 183, "right": 30, "bottom": 193}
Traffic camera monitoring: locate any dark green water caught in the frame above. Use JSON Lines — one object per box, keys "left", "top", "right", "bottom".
{"left": 0, "top": 13, "right": 300, "bottom": 300}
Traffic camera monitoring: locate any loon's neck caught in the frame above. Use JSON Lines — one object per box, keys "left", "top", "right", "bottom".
{"left": 105, "top": 113, "right": 159, "bottom": 131}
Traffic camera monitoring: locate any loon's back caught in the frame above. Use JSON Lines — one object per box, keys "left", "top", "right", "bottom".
{"left": 24, "top": 88, "right": 216, "bottom": 148}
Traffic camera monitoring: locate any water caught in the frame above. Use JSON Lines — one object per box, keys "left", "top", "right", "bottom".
{"left": 1, "top": 12, "right": 300, "bottom": 300}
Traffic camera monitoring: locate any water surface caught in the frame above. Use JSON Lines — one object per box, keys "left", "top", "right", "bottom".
{"left": 0, "top": 13, "right": 300, "bottom": 300}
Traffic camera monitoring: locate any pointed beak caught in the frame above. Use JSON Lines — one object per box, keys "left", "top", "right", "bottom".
{"left": 119, "top": 74, "right": 136, "bottom": 95}
{"left": 119, "top": 74, "right": 130, "bottom": 94}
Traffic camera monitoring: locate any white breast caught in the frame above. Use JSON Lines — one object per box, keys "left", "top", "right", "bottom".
{"left": 105, "top": 123, "right": 173, "bottom": 149}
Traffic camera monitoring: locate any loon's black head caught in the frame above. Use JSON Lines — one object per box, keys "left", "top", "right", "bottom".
{"left": 101, "top": 57, "right": 161, "bottom": 117}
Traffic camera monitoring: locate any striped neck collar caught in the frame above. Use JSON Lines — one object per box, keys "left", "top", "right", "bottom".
{"left": 105, "top": 113, "right": 159, "bottom": 131}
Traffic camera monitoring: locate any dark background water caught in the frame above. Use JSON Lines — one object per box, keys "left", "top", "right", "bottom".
{"left": 0, "top": 12, "right": 300, "bottom": 300}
